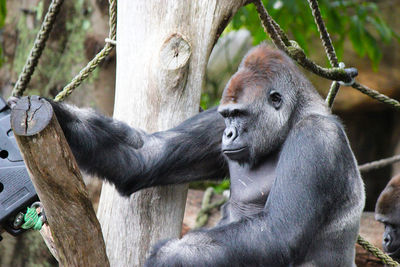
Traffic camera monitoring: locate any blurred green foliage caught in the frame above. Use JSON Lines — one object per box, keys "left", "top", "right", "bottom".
{"left": 227, "top": 0, "right": 399, "bottom": 69}
{"left": 191, "top": 179, "right": 230, "bottom": 194}
{"left": 0, "top": 0, "right": 6, "bottom": 66}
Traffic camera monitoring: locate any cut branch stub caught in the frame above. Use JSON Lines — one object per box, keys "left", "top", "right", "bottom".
{"left": 11, "top": 96, "right": 52, "bottom": 136}
{"left": 157, "top": 33, "right": 192, "bottom": 98}
{"left": 159, "top": 33, "right": 191, "bottom": 70}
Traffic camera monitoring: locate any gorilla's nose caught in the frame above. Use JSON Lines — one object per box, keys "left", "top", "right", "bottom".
{"left": 384, "top": 233, "right": 392, "bottom": 248}
{"left": 223, "top": 127, "right": 238, "bottom": 143}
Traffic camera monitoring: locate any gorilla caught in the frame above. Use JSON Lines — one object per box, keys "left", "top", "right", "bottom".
{"left": 376, "top": 174, "right": 400, "bottom": 260}
{"left": 17, "top": 44, "right": 364, "bottom": 266}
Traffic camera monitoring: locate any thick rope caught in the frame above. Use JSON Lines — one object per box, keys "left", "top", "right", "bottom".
{"left": 352, "top": 81, "right": 400, "bottom": 110}
{"left": 253, "top": 0, "right": 287, "bottom": 53}
{"left": 307, "top": 0, "right": 338, "bottom": 67}
{"left": 306, "top": 0, "right": 344, "bottom": 107}
{"left": 325, "top": 81, "right": 340, "bottom": 107}
{"left": 11, "top": 0, "right": 64, "bottom": 97}
{"left": 270, "top": 19, "right": 291, "bottom": 47}
{"left": 54, "top": 0, "right": 116, "bottom": 102}
{"left": 359, "top": 154, "right": 400, "bottom": 172}
{"left": 357, "top": 235, "right": 400, "bottom": 266}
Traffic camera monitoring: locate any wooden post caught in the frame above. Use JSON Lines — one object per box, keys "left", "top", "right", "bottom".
{"left": 97, "top": 1, "right": 248, "bottom": 266}
{"left": 11, "top": 96, "right": 109, "bottom": 267}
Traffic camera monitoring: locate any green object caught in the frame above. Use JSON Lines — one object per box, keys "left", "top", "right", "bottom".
{"left": 21, "top": 207, "right": 43, "bottom": 231}
{"left": 357, "top": 235, "right": 400, "bottom": 266}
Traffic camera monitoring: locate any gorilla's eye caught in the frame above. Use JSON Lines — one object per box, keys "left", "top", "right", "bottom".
{"left": 269, "top": 91, "right": 282, "bottom": 109}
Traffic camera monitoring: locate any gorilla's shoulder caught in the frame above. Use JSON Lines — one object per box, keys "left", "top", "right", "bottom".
{"left": 296, "top": 113, "right": 343, "bottom": 132}
{"left": 289, "top": 113, "right": 348, "bottom": 149}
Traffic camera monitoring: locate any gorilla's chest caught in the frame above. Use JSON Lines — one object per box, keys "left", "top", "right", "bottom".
{"left": 227, "top": 156, "right": 277, "bottom": 219}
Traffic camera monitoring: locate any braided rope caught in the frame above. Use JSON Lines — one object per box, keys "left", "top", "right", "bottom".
{"left": 54, "top": 0, "right": 116, "bottom": 102}
{"left": 12, "top": 0, "right": 64, "bottom": 97}
{"left": 253, "top": 0, "right": 288, "bottom": 53}
{"left": 307, "top": 0, "right": 338, "bottom": 67}
{"left": 357, "top": 235, "right": 400, "bottom": 266}
{"left": 352, "top": 81, "right": 400, "bottom": 110}
{"left": 359, "top": 154, "right": 400, "bottom": 172}
{"left": 306, "top": 0, "right": 344, "bottom": 107}
{"left": 270, "top": 19, "right": 291, "bottom": 47}
{"left": 325, "top": 81, "right": 340, "bottom": 107}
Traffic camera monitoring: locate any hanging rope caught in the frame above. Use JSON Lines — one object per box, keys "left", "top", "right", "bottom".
{"left": 306, "top": 0, "right": 344, "bottom": 107}
{"left": 357, "top": 235, "right": 399, "bottom": 266}
{"left": 359, "top": 154, "right": 400, "bottom": 172}
{"left": 54, "top": 0, "right": 117, "bottom": 102}
{"left": 253, "top": 0, "right": 287, "bottom": 53}
{"left": 352, "top": 81, "right": 400, "bottom": 109}
{"left": 11, "top": 0, "right": 64, "bottom": 97}
{"left": 325, "top": 81, "right": 340, "bottom": 107}
{"left": 307, "top": 0, "right": 338, "bottom": 67}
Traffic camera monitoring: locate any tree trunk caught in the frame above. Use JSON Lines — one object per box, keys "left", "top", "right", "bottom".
{"left": 96, "top": 1, "right": 248, "bottom": 266}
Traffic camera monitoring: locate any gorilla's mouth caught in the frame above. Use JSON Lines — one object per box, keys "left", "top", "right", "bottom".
{"left": 385, "top": 245, "right": 400, "bottom": 260}
{"left": 222, "top": 147, "right": 249, "bottom": 160}
{"left": 223, "top": 147, "right": 247, "bottom": 154}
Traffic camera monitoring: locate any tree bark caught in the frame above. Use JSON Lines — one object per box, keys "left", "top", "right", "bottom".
{"left": 96, "top": 1, "right": 248, "bottom": 266}
{"left": 11, "top": 96, "right": 109, "bottom": 267}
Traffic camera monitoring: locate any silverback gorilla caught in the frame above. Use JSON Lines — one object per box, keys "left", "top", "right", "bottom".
{"left": 37, "top": 45, "right": 364, "bottom": 266}
{"left": 376, "top": 174, "right": 400, "bottom": 260}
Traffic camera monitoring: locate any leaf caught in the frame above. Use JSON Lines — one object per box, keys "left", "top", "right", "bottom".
{"left": 363, "top": 30, "right": 382, "bottom": 69}
{"left": 368, "top": 16, "right": 392, "bottom": 43}
{"left": 0, "top": 0, "right": 6, "bottom": 28}
{"left": 349, "top": 16, "right": 365, "bottom": 57}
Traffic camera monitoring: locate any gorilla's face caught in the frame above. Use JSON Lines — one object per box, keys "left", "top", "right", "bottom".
{"left": 375, "top": 174, "right": 400, "bottom": 260}
{"left": 218, "top": 46, "right": 298, "bottom": 166}
{"left": 218, "top": 90, "right": 292, "bottom": 166}
{"left": 376, "top": 211, "right": 400, "bottom": 260}
{"left": 382, "top": 223, "right": 400, "bottom": 259}
{"left": 218, "top": 75, "right": 296, "bottom": 166}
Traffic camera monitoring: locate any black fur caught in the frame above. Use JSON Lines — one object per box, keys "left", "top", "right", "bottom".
{"left": 51, "top": 103, "right": 228, "bottom": 196}
{"left": 49, "top": 44, "right": 365, "bottom": 266}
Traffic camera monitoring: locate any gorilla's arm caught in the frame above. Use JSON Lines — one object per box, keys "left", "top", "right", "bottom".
{"left": 50, "top": 101, "right": 228, "bottom": 195}
{"left": 146, "top": 115, "right": 362, "bottom": 266}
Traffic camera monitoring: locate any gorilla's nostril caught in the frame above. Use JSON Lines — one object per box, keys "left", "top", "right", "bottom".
{"left": 227, "top": 131, "right": 233, "bottom": 138}
{"left": 384, "top": 235, "right": 392, "bottom": 246}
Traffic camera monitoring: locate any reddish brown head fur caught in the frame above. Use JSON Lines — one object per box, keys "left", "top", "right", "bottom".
{"left": 220, "top": 44, "right": 291, "bottom": 106}
{"left": 376, "top": 174, "right": 400, "bottom": 215}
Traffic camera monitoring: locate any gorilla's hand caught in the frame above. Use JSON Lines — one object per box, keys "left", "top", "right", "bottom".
{"left": 145, "top": 232, "right": 227, "bottom": 267}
